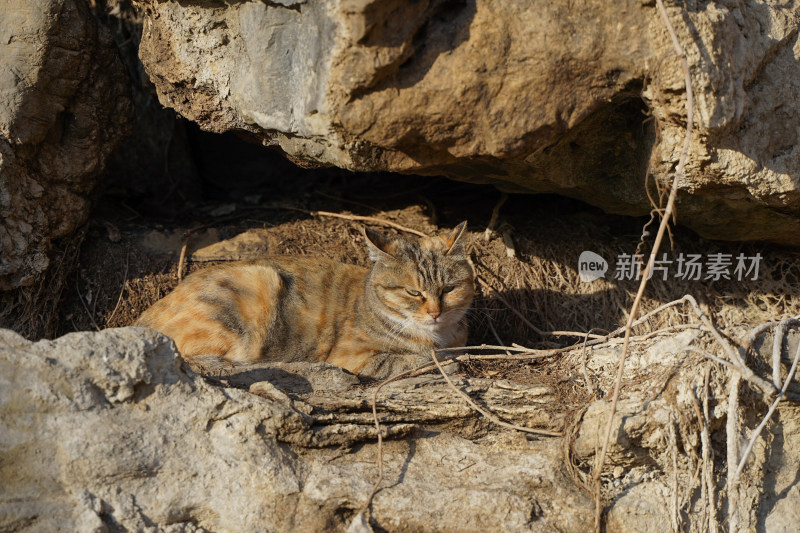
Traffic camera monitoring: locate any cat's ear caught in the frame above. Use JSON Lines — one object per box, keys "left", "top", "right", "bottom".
{"left": 444, "top": 221, "right": 468, "bottom": 255}
{"left": 363, "top": 226, "right": 397, "bottom": 263}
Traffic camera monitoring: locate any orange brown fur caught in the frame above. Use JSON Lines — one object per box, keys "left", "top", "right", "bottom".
{"left": 135, "top": 222, "right": 474, "bottom": 378}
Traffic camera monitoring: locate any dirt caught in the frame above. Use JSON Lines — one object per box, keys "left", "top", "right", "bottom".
{"left": 59, "top": 165, "right": 800, "bottom": 387}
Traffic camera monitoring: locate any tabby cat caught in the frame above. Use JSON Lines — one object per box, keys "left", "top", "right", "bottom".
{"left": 135, "top": 222, "right": 474, "bottom": 378}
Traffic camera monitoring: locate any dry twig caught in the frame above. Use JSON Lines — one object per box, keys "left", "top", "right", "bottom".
{"left": 677, "top": 294, "right": 775, "bottom": 395}
{"left": 581, "top": 329, "right": 607, "bottom": 399}
{"left": 486, "top": 317, "right": 511, "bottom": 355}
{"left": 689, "top": 385, "right": 715, "bottom": 533}
{"left": 483, "top": 192, "right": 508, "bottom": 241}
{"left": 500, "top": 225, "right": 516, "bottom": 258}
{"left": 430, "top": 349, "right": 562, "bottom": 436}
{"left": 720, "top": 317, "right": 800, "bottom": 533}
{"left": 735, "top": 333, "right": 800, "bottom": 479}
{"left": 772, "top": 320, "right": 787, "bottom": 389}
{"left": 312, "top": 210, "right": 427, "bottom": 237}
{"left": 669, "top": 412, "right": 680, "bottom": 532}
{"left": 592, "top": 1, "right": 695, "bottom": 529}
{"left": 726, "top": 373, "right": 741, "bottom": 532}
{"left": 684, "top": 347, "right": 737, "bottom": 371}
{"left": 177, "top": 240, "right": 189, "bottom": 282}
{"left": 702, "top": 365, "right": 719, "bottom": 533}
{"left": 106, "top": 251, "right": 130, "bottom": 325}
{"left": 76, "top": 278, "right": 101, "bottom": 331}
{"left": 176, "top": 226, "right": 204, "bottom": 282}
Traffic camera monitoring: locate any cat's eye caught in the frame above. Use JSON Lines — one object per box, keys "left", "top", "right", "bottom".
{"left": 406, "top": 289, "right": 422, "bottom": 297}
{"left": 442, "top": 285, "right": 455, "bottom": 293}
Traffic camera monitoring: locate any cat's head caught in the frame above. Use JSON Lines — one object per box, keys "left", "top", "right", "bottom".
{"left": 363, "top": 221, "right": 475, "bottom": 334}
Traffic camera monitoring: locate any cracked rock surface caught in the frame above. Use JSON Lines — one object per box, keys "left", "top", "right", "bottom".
{"left": 2, "top": 326, "right": 800, "bottom": 531}
{"left": 135, "top": 0, "right": 800, "bottom": 244}
{"left": 0, "top": 0, "right": 131, "bottom": 291}
{"left": 0, "top": 327, "right": 591, "bottom": 532}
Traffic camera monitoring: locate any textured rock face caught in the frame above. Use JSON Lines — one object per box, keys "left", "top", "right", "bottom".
{"left": 0, "top": 327, "right": 592, "bottom": 532}
{"left": 136, "top": 0, "right": 800, "bottom": 244}
{"left": 2, "top": 325, "right": 800, "bottom": 531}
{"left": 0, "top": 0, "right": 132, "bottom": 290}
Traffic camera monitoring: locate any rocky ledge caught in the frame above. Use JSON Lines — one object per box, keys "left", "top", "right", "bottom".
{"left": 2, "top": 326, "right": 800, "bottom": 532}
{"left": 0, "top": 328, "right": 590, "bottom": 532}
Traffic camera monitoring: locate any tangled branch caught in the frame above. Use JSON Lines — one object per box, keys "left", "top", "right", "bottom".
{"left": 592, "top": 0, "right": 695, "bottom": 529}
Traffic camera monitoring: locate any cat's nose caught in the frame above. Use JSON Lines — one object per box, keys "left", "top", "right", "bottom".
{"left": 428, "top": 310, "right": 441, "bottom": 319}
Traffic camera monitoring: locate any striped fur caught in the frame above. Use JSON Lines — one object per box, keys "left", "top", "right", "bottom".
{"left": 135, "top": 222, "right": 474, "bottom": 377}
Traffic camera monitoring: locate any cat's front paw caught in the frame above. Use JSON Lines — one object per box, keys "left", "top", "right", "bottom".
{"left": 183, "top": 354, "right": 238, "bottom": 376}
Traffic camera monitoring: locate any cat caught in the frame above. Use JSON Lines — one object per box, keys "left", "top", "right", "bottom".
{"left": 135, "top": 222, "right": 474, "bottom": 379}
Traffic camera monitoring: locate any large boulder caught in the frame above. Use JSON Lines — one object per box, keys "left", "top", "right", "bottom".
{"left": 135, "top": 0, "right": 800, "bottom": 244}
{"left": 2, "top": 323, "right": 799, "bottom": 531}
{"left": 0, "top": 327, "right": 593, "bottom": 532}
{"left": 0, "top": 0, "right": 132, "bottom": 329}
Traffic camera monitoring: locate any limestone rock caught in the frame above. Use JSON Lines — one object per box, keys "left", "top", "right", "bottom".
{"left": 0, "top": 0, "right": 132, "bottom": 328}
{"left": 138, "top": 228, "right": 274, "bottom": 261}
{"left": 135, "top": 0, "right": 800, "bottom": 245}
{"left": 3, "top": 325, "right": 800, "bottom": 531}
{"left": 605, "top": 481, "right": 673, "bottom": 533}
{"left": 0, "top": 327, "right": 591, "bottom": 532}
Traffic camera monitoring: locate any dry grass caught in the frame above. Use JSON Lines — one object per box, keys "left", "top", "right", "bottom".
{"left": 468, "top": 230, "right": 800, "bottom": 354}
{"left": 0, "top": 227, "right": 87, "bottom": 339}
{"left": 33, "top": 173, "right": 799, "bottom": 391}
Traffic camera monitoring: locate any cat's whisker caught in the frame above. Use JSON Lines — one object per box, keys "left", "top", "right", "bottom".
{"left": 382, "top": 324, "right": 404, "bottom": 351}
{"left": 465, "top": 309, "right": 501, "bottom": 331}
{"left": 381, "top": 315, "right": 414, "bottom": 351}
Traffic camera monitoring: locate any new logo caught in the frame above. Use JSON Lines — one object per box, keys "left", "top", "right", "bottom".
{"left": 579, "top": 251, "right": 608, "bottom": 282}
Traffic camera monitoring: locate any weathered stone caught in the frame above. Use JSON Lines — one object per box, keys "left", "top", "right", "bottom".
{"left": 135, "top": 0, "right": 800, "bottom": 245}
{"left": 605, "top": 481, "right": 673, "bottom": 533}
{"left": 0, "top": 327, "right": 591, "bottom": 532}
{"left": 137, "top": 227, "right": 275, "bottom": 261}
{"left": 0, "top": 0, "right": 132, "bottom": 292}
{"left": 3, "top": 323, "right": 800, "bottom": 531}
